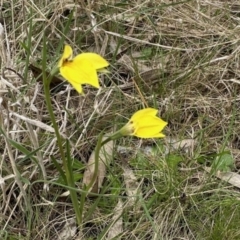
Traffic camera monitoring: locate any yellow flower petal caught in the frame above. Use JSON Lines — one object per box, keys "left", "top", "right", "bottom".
{"left": 74, "top": 53, "right": 109, "bottom": 70}
{"left": 69, "top": 80, "right": 83, "bottom": 94}
{"left": 58, "top": 45, "right": 73, "bottom": 68}
{"left": 60, "top": 60, "right": 99, "bottom": 90}
{"left": 133, "top": 120, "right": 167, "bottom": 138}
{"left": 133, "top": 116, "right": 167, "bottom": 138}
{"left": 134, "top": 131, "right": 166, "bottom": 138}
{"left": 120, "top": 108, "right": 167, "bottom": 138}
{"left": 131, "top": 108, "right": 158, "bottom": 122}
{"left": 58, "top": 45, "right": 109, "bottom": 94}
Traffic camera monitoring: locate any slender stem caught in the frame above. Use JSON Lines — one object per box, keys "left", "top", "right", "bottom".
{"left": 86, "top": 132, "right": 104, "bottom": 192}
{"left": 42, "top": 40, "right": 66, "bottom": 183}
{"left": 66, "top": 139, "right": 82, "bottom": 224}
{"left": 79, "top": 132, "right": 104, "bottom": 222}
{"left": 42, "top": 37, "right": 82, "bottom": 226}
{"left": 87, "top": 132, "right": 123, "bottom": 192}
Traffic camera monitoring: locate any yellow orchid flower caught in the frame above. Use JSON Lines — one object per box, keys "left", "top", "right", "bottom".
{"left": 120, "top": 108, "right": 167, "bottom": 138}
{"left": 58, "top": 45, "right": 109, "bottom": 94}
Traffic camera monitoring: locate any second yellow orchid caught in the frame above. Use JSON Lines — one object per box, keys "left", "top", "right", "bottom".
{"left": 119, "top": 108, "right": 167, "bottom": 138}
{"left": 58, "top": 45, "right": 109, "bottom": 94}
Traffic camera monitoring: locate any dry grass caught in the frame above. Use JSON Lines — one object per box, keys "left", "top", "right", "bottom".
{"left": 1, "top": 0, "right": 240, "bottom": 239}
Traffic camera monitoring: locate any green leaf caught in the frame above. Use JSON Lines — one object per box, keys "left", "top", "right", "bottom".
{"left": 166, "top": 154, "right": 182, "bottom": 170}
{"left": 212, "top": 152, "right": 234, "bottom": 172}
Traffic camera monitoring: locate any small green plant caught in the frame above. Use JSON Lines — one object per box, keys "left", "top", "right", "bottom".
{"left": 42, "top": 42, "right": 168, "bottom": 226}
{"left": 212, "top": 151, "right": 234, "bottom": 172}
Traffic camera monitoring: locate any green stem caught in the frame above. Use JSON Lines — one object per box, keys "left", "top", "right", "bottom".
{"left": 42, "top": 37, "right": 82, "bottom": 226}
{"left": 79, "top": 132, "right": 104, "bottom": 222}
{"left": 87, "top": 132, "right": 104, "bottom": 192}
{"left": 88, "top": 131, "right": 123, "bottom": 192}
{"left": 79, "top": 129, "right": 124, "bottom": 222}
